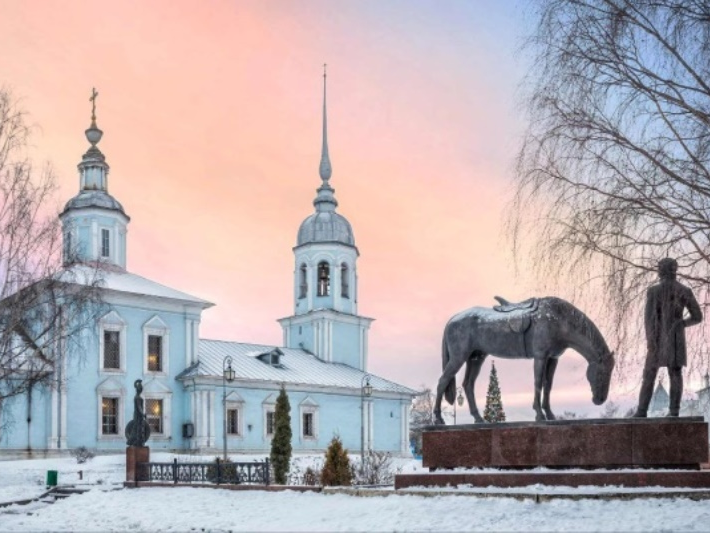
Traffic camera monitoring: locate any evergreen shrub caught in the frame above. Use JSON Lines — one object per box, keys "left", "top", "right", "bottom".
{"left": 320, "top": 435, "right": 353, "bottom": 486}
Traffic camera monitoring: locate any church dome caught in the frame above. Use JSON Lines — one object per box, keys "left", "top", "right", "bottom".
{"left": 61, "top": 190, "right": 128, "bottom": 218}
{"left": 297, "top": 211, "right": 355, "bottom": 246}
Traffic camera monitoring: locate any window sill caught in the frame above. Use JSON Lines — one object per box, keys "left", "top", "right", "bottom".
{"left": 100, "top": 369, "right": 125, "bottom": 374}
{"left": 144, "top": 371, "right": 168, "bottom": 377}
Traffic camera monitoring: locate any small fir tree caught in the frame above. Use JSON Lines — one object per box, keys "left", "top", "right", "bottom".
{"left": 320, "top": 435, "right": 353, "bottom": 486}
{"left": 483, "top": 361, "right": 506, "bottom": 423}
{"left": 270, "top": 384, "right": 292, "bottom": 484}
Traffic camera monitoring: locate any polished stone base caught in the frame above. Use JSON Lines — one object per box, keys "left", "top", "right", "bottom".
{"left": 126, "top": 446, "right": 150, "bottom": 483}
{"left": 395, "top": 470, "right": 710, "bottom": 490}
{"left": 422, "top": 417, "right": 709, "bottom": 470}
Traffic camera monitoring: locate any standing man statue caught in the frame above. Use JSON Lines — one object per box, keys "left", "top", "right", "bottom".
{"left": 634, "top": 258, "right": 703, "bottom": 417}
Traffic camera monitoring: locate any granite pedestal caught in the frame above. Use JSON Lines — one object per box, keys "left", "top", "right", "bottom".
{"left": 396, "top": 417, "right": 710, "bottom": 489}
{"left": 126, "top": 446, "right": 150, "bottom": 483}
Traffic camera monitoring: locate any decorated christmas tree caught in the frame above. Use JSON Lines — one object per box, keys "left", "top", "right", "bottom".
{"left": 483, "top": 361, "right": 506, "bottom": 423}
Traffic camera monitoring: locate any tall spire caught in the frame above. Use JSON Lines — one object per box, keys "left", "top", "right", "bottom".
{"left": 314, "top": 64, "right": 337, "bottom": 212}
{"left": 319, "top": 64, "right": 332, "bottom": 181}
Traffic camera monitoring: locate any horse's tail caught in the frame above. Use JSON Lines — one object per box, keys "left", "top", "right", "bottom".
{"left": 442, "top": 332, "right": 456, "bottom": 405}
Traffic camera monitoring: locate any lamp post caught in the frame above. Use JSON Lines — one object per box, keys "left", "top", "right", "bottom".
{"left": 453, "top": 387, "right": 464, "bottom": 425}
{"left": 360, "top": 374, "right": 373, "bottom": 468}
{"left": 222, "top": 356, "right": 235, "bottom": 460}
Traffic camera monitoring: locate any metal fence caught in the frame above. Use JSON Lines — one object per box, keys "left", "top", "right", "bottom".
{"left": 138, "top": 458, "right": 270, "bottom": 485}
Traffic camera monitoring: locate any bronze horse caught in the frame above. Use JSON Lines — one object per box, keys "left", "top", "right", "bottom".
{"left": 434, "top": 297, "right": 615, "bottom": 424}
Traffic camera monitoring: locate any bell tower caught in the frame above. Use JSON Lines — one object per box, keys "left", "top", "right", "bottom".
{"left": 59, "top": 89, "right": 129, "bottom": 268}
{"left": 278, "top": 67, "right": 373, "bottom": 370}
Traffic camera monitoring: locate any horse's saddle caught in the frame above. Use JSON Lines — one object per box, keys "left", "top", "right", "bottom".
{"left": 493, "top": 296, "right": 538, "bottom": 335}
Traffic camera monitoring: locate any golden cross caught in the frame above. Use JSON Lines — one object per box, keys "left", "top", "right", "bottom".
{"left": 89, "top": 87, "right": 98, "bottom": 122}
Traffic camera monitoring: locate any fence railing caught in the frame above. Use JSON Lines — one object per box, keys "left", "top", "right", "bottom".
{"left": 138, "top": 458, "right": 270, "bottom": 485}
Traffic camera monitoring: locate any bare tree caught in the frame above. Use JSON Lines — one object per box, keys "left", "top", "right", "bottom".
{"left": 409, "top": 387, "right": 436, "bottom": 455}
{"left": 0, "top": 88, "right": 103, "bottom": 427}
{"left": 557, "top": 411, "right": 588, "bottom": 420}
{"left": 599, "top": 400, "right": 620, "bottom": 418}
{"left": 510, "top": 0, "right": 710, "bottom": 377}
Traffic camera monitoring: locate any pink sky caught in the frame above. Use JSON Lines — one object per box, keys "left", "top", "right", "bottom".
{"left": 1, "top": 1, "right": 625, "bottom": 420}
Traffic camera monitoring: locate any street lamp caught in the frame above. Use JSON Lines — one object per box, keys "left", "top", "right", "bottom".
{"left": 222, "top": 356, "right": 235, "bottom": 460}
{"left": 453, "top": 387, "right": 464, "bottom": 425}
{"left": 360, "top": 374, "right": 373, "bottom": 467}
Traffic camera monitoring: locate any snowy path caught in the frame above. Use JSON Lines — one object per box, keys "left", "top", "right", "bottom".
{"left": 3, "top": 486, "right": 710, "bottom": 532}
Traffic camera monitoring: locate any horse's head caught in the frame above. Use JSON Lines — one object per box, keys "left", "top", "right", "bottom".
{"left": 587, "top": 350, "right": 615, "bottom": 405}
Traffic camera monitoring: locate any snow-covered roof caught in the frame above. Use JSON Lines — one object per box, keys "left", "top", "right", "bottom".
{"left": 58, "top": 264, "right": 213, "bottom": 308}
{"left": 178, "top": 339, "right": 417, "bottom": 396}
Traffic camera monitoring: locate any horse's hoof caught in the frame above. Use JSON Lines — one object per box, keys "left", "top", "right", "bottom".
{"left": 535, "top": 414, "right": 546, "bottom": 422}
{"left": 544, "top": 412, "right": 556, "bottom": 421}
{"left": 434, "top": 417, "right": 446, "bottom": 425}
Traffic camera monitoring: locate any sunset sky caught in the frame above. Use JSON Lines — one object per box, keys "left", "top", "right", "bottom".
{"left": 1, "top": 1, "right": 631, "bottom": 420}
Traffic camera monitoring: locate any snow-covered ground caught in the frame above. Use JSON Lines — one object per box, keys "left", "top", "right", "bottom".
{"left": 2, "top": 454, "right": 710, "bottom": 532}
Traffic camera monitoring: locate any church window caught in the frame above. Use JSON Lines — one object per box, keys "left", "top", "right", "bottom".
{"left": 101, "top": 228, "right": 110, "bottom": 258}
{"left": 317, "top": 262, "right": 330, "bottom": 296}
{"left": 266, "top": 411, "right": 275, "bottom": 436}
{"left": 143, "top": 316, "right": 169, "bottom": 375}
{"left": 103, "top": 330, "right": 120, "bottom": 370}
{"left": 341, "top": 263, "right": 349, "bottom": 298}
{"left": 64, "top": 232, "right": 72, "bottom": 264}
{"left": 147, "top": 335, "right": 163, "bottom": 372}
{"left": 146, "top": 399, "right": 164, "bottom": 434}
{"left": 298, "top": 264, "right": 308, "bottom": 299}
{"left": 227, "top": 407, "right": 240, "bottom": 435}
{"left": 100, "top": 312, "right": 126, "bottom": 373}
{"left": 299, "top": 398, "right": 318, "bottom": 440}
{"left": 101, "top": 397, "right": 119, "bottom": 435}
{"left": 303, "top": 412, "right": 314, "bottom": 437}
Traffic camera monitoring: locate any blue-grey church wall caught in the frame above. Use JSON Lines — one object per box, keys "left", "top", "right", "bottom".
{"left": 212, "top": 384, "right": 405, "bottom": 454}
{"left": 287, "top": 322, "right": 314, "bottom": 353}
{"left": 373, "top": 398, "right": 403, "bottom": 452}
{"left": 0, "top": 385, "right": 52, "bottom": 450}
{"left": 62, "top": 302, "right": 193, "bottom": 451}
{"left": 331, "top": 322, "right": 362, "bottom": 368}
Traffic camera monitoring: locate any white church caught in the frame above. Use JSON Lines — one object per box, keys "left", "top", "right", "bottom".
{"left": 0, "top": 75, "right": 417, "bottom": 456}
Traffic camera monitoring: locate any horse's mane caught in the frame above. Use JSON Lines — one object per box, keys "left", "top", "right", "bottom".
{"left": 542, "top": 297, "right": 611, "bottom": 361}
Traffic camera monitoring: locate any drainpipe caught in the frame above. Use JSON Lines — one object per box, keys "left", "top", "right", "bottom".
{"left": 26, "top": 381, "right": 33, "bottom": 454}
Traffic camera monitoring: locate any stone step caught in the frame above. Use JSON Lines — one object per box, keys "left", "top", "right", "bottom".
{"left": 395, "top": 470, "right": 710, "bottom": 490}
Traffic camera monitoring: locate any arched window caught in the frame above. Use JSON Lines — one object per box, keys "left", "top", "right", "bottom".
{"left": 341, "top": 263, "right": 349, "bottom": 298}
{"left": 64, "top": 231, "right": 72, "bottom": 265}
{"left": 298, "top": 264, "right": 308, "bottom": 299}
{"left": 317, "top": 261, "right": 330, "bottom": 297}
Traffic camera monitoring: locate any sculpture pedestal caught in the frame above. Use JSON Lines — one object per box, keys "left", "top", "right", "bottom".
{"left": 395, "top": 417, "right": 710, "bottom": 489}
{"left": 423, "top": 417, "right": 708, "bottom": 469}
{"left": 126, "top": 446, "right": 150, "bottom": 483}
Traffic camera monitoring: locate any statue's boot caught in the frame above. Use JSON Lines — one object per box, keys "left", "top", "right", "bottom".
{"left": 667, "top": 367, "right": 683, "bottom": 417}
{"left": 633, "top": 365, "right": 657, "bottom": 418}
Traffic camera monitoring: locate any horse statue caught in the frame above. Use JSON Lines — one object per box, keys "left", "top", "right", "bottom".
{"left": 434, "top": 296, "right": 615, "bottom": 424}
